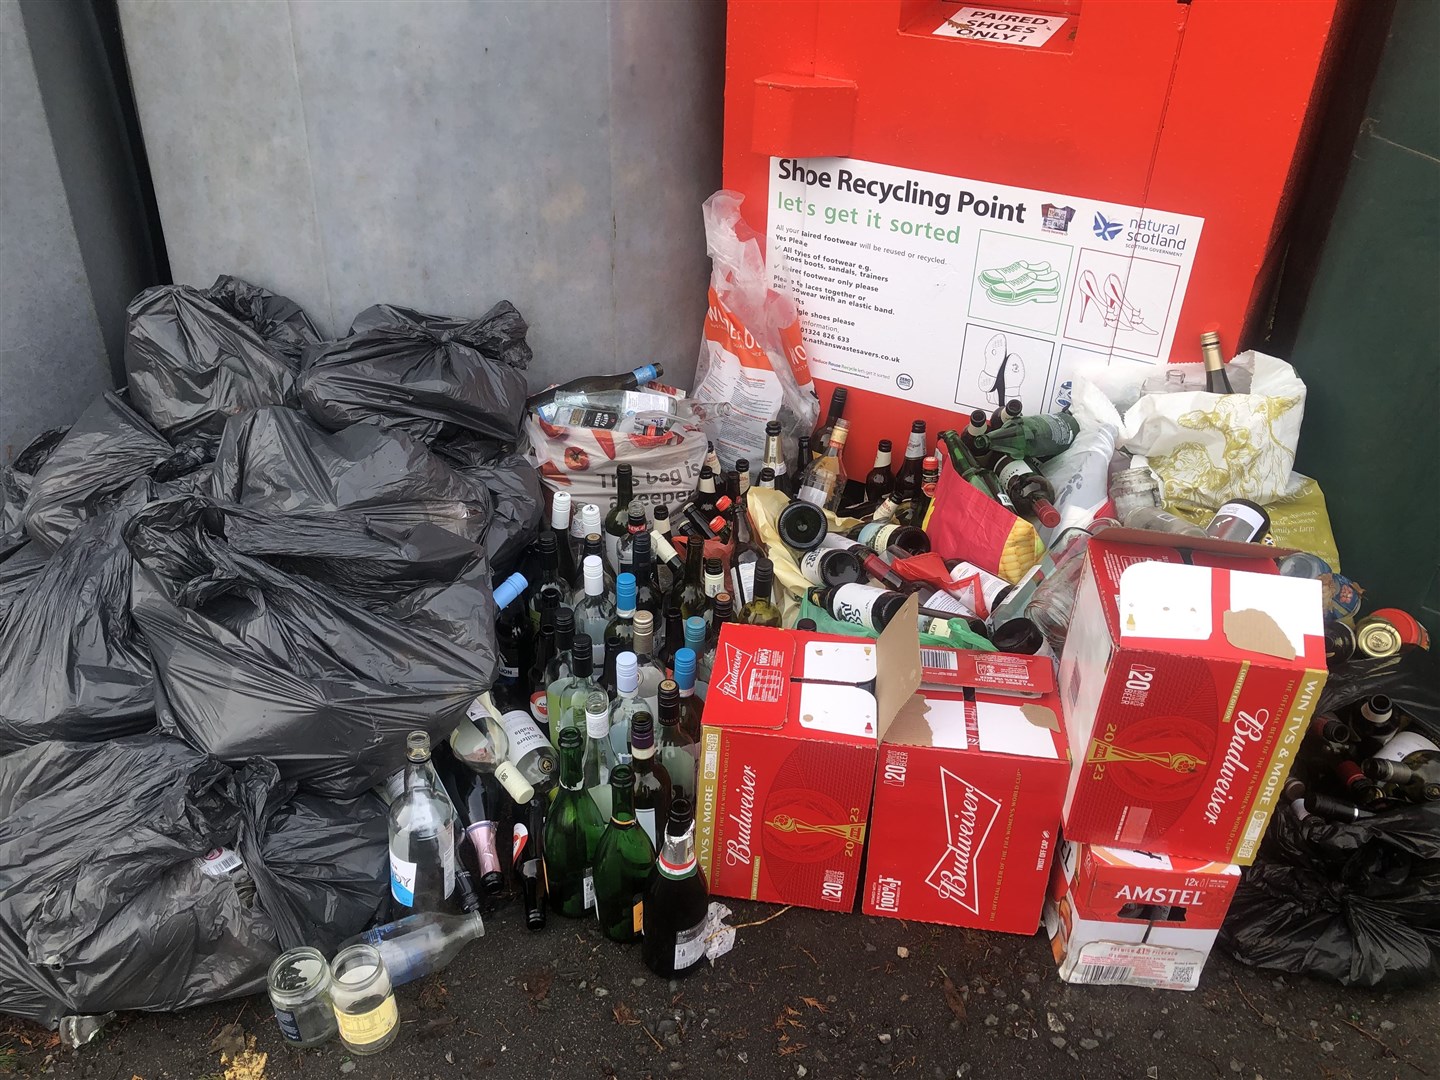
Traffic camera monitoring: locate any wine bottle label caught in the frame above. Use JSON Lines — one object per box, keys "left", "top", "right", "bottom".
{"left": 389, "top": 852, "right": 418, "bottom": 907}
{"left": 996, "top": 458, "right": 1036, "bottom": 484}
{"left": 633, "top": 899, "right": 645, "bottom": 935}
{"left": 795, "top": 482, "right": 829, "bottom": 507}
{"left": 830, "top": 583, "right": 885, "bottom": 630}
{"left": 335, "top": 994, "right": 398, "bottom": 1047}
{"left": 1373, "top": 731, "right": 1440, "bottom": 763}
{"left": 674, "top": 920, "right": 708, "bottom": 969}
{"left": 858, "top": 523, "right": 899, "bottom": 553}
{"left": 637, "top": 807, "right": 658, "bottom": 847}
{"left": 905, "top": 431, "right": 926, "bottom": 459}
{"left": 529, "top": 691, "right": 548, "bottom": 724}
{"left": 505, "top": 709, "right": 550, "bottom": 758}
{"left": 583, "top": 871, "right": 596, "bottom": 911}
{"left": 798, "top": 549, "right": 828, "bottom": 586}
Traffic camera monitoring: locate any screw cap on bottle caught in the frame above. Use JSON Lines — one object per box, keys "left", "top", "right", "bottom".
{"left": 617, "top": 652, "right": 639, "bottom": 693}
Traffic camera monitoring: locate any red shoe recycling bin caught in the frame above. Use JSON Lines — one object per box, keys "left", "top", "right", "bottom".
{"left": 723, "top": 0, "right": 1343, "bottom": 470}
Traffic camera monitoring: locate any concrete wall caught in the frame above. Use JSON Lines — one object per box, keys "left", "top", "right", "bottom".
{"left": 118, "top": 0, "right": 726, "bottom": 392}
{"left": 0, "top": 0, "right": 118, "bottom": 457}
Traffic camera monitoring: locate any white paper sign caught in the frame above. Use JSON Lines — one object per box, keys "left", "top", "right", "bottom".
{"left": 765, "top": 156, "right": 1203, "bottom": 416}
{"left": 933, "top": 7, "right": 1068, "bottom": 48}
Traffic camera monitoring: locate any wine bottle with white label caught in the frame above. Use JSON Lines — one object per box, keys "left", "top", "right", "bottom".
{"left": 496, "top": 709, "right": 558, "bottom": 790}
{"left": 641, "top": 799, "right": 709, "bottom": 978}
{"left": 628, "top": 712, "right": 672, "bottom": 849}
{"left": 812, "top": 582, "right": 911, "bottom": 632}
{"left": 388, "top": 732, "right": 458, "bottom": 915}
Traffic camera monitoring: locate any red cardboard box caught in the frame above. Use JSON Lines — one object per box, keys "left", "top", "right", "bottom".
{"left": 697, "top": 601, "right": 922, "bottom": 911}
{"left": 1058, "top": 531, "right": 1328, "bottom": 864}
{"left": 862, "top": 679, "right": 1068, "bottom": 934}
{"left": 1044, "top": 840, "right": 1240, "bottom": 991}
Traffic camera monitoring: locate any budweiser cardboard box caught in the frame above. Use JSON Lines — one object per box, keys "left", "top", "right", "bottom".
{"left": 862, "top": 660, "right": 1070, "bottom": 933}
{"left": 1044, "top": 840, "right": 1240, "bottom": 990}
{"left": 696, "top": 597, "right": 922, "bottom": 911}
{"left": 1059, "top": 530, "right": 1327, "bottom": 864}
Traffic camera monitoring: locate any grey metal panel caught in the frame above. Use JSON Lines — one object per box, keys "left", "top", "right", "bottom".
{"left": 118, "top": 0, "right": 724, "bottom": 392}
{"left": 0, "top": 0, "right": 114, "bottom": 458}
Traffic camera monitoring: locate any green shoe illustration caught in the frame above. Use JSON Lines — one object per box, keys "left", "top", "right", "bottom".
{"left": 984, "top": 269, "right": 1061, "bottom": 305}
{"left": 978, "top": 260, "right": 1053, "bottom": 286}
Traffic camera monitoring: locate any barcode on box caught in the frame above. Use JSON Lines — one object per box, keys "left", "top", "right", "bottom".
{"left": 1171, "top": 964, "right": 1196, "bottom": 986}
{"left": 920, "top": 648, "right": 959, "bottom": 671}
{"left": 1076, "top": 963, "right": 1133, "bottom": 985}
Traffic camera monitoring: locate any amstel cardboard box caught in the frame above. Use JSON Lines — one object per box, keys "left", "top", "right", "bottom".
{"left": 1058, "top": 530, "right": 1327, "bottom": 864}
{"left": 696, "top": 597, "right": 922, "bottom": 911}
{"left": 862, "top": 666, "right": 1069, "bottom": 934}
{"left": 1044, "top": 840, "right": 1240, "bottom": 991}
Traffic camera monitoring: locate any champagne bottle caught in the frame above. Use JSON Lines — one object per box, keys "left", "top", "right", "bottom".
{"left": 865, "top": 439, "right": 895, "bottom": 504}
{"left": 795, "top": 419, "right": 850, "bottom": 510}
{"left": 893, "top": 420, "right": 927, "bottom": 505}
{"left": 737, "top": 558, "right": 783, "bottom": 627}
{"left": 1200, "top": 330, "right": 1235, "bottom": 394}
{"left": 813, "top": 386, "right": 848, "bottom": 460}
{"left": 526, "top": 364, "right": 662, "bottom": 411}
{"left": 593, "top": 764, "right": 655, "bottom": 943}
{"left": 341, "top": 910, "right": 485, "bottom": 987}
{"left": 995, "top": 458, "right": 1062, "bottom": 528}
{"left": 604, "top": 464, "right": 635, "bottom": 572}
{"left": 582, "top": 689, "right": 618, "bottom": 821}
{"left": 389, "top": 732, "right": 458, "bottom": 914}
{"left": 761, "top": 421, "right": 791, "bottom": 496}
{"left": 972, "top": 412, "right": 1080, "bottom": 461}
{"left": 544, "top": 728, "right": 606, "bottom": 916}
{"left": 641, "top": 799, "right": 710, "bottom": 978}
{"left": 512, "top": 796, "right": 547, "bottom": 930}
{"left": 629, "top": 713, "right": 672, "bottom": 848}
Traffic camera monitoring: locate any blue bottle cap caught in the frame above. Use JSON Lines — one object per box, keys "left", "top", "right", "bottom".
{"left": 673, "top": 648, "right": 696, "bottom": 690}
{"left": 684, "top": 616, "right": 707, "bottom": 649}
{"left": 493, "top": 572, "right": 527, "bottom": 610}
{"left": 633, "top": 364, "right": 659, "bottom": 384}
{"left": 616, "top": 573, "right": 637, "bottom": 612}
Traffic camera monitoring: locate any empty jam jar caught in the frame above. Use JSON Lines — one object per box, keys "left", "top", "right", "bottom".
{"left": 267, "top": 946, "right": 337, "bottom": 1049}
{"left": 329, "top": 944, "right": 399, "bottom": 1055}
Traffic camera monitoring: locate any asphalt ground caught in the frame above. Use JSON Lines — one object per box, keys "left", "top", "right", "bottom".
{"left": 4, "top": 897, "right": 1436, "bottom": 1080}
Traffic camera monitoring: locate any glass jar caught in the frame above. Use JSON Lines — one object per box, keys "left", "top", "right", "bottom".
{"left": 329, "top": 944, "right": 399, "bottom": 1055}
{"left": 267, "top": 947, "right": 336, "bottom": 1049}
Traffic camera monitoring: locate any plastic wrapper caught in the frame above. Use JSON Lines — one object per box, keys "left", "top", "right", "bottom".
{"left": 0, "top": 486, "right": 156, "bottom": 752}
{"left": 210, "top": 406, "right": 493, "bottom": 543}
{"left": 691, "top": 191, "right": 819, "bottom": 469}
{"left": 124, "top": 278, "right": 318, "bottom": 439}
{"left": 21, "top": 392, "right": 209, "bottom": 552}
{"left": 0, "top": 737, "right": 386, "bottom": 1027}
{"left": 299, "top": 301, "right": 531, "bottom": 443}
{"left": 127, "top": 496, "right": 499, "bottom": 797}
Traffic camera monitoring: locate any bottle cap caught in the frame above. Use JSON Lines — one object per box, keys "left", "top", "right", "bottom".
{"left": 777, "top": 501, "right": 828, "bottom": 552}
{"left": 713, "top": 591, "right": 733, "bottom": 620}
{"left": 554, "top": 607, "right": 575, "bottom": 641}
{"left": 633, "top": 364, "right": 659, "bottom": 384}
{"left": 493, "top": 572, "right": 527, "bottom": 610}
{"left": 616, "top": 573, "right": 637, "bottom": 614}
{"left": 754, "top": 559, "right": 774, "bottom": 597}
{"left": 617, "top": 652, "right": 639, "bottom": 693}
{"left": 583, "top": 555, "right": 604, "bottom": 595}
{"left": 674, "top": 648, "right": 697, "bottom": 689}
{"left": 581, "top": 503, "right": 602, "bottom": 531}
{"left": 797, "top": 618, "right": 817, "bottom": 631}
{"left": 683, "top": 617, "right": 706, "bottom": 650}
{"left": 495, "top": 761, "right": 535, "bottom": 804}
{"left": 735, "top": 458, "right": 750, "bottom": 473}
{"left": 765, "top": 420, "right": 781, "bottom": 435}
{"left": 631, "top": 712, "right": 655, "bottom": 751}
{"left": 550, "top": 491, "right": 571, "bottom": 531}
{"left": 571, "top": 634, "right": 593, "bottom": 675}
{"left": 658, "top": 679, "right": 679, "bottom": 714}
{"left": 633, "top": 530, "right": 652, "bottom": 560}
{"left": 634, "top": 610, "right": 654, "bottom": 635}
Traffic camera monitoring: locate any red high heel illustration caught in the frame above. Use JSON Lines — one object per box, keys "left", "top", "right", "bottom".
{"left": 1076, "top": 270, "right": 1116, "bottom": 327}
{"left": 1103, "top": 273, "right": 1159, "bottom": 335}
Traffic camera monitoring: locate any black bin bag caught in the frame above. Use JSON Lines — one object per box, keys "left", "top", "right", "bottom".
{"left": 210, "top": 405, "right": 493, "bottom": 544}
{"left": 1222, "top": 649, "right": 1440, "bottom": 987}
{"left": 0, "top": 737, "right": 386, "bottom": 1028}
{"left": 298, "top": 302, "right": 531, "bottom": 443}
{"left": 0, "top": 485, "right": 156, "bottom": 752}
{"left": 124, "top": 276, "right": 320, "bottom": 441}
{"left": 126, "top": 496, "right": 499, "bottom": 797}
{"left": 2, "top": 427, "right": 67, "bottom": 559}
{"left": 21, "top": 392, "right": 210, "bottom": 553}
{"left": 430, "top": 431, "right": 544, "bottom": 576}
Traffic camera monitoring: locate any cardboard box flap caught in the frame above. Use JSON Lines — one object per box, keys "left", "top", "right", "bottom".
{"left": 1097, "top": 528, "right": 1299, "bottom": 561}
{"left": 704, "top": 623, "right": 797, "bottom": 730}
{"left": 874, "top": 593, "right": 924, "bottom": 742}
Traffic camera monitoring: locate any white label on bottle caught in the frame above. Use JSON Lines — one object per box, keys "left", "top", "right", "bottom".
{"left": 1374, "top": 731, "right": 1440, "bottom": 763}
{"left": 859, "top": 523, "right": 899, "bottom": 553}
{"left": 501, "top": 709, "right": 551, "bottom": 759}
{"left": 798, "top": 549, "right": 830, "bottom": 586}
{"left": 529, "top": 691, "right": 549, "bottom": 724}
{"left": 996, "top": 458, "right": 1034, "bottom": 485}
{"left": 499, "top": 664, "right": 520, "bottom": 680}
{"left": 390, "top": 852, "right": 418, "bottom": 907}
{"left": 440, "top": 824, "right": 456, "bottom": 897}
{"left": 605, "top": 531, "right": 623, "bottom": 574}
{"left": 583, "top": 871, "right": 596, "bottom": 911}
{"left": 674, "top": 920, "right": 708, "bottom": 970}
{"left": 795, "top": 483, "right": 828, "bottom": 507}
{"left": 638, "top": 808, "right": 658, "bottom": 848}
{"left": 735, "top": 561, "right": 757, "bottom": 606}
{"left": 831, "top": 583, "right": 885, "bottom": 629}
{"left": 198, "top": 846, "right": 243, "bottom": 877}
{"left": 905, "top": 432, "right": 926, "bottom": 460}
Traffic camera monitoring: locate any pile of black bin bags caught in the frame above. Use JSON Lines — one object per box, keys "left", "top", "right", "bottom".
{"left": 0, "top": 277, "right": 544, "bottom": 1028}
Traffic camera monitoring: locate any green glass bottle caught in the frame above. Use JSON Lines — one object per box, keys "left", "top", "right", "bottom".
{"left": 543, "top": 728, "right": 606, "bottom": 917}
{"left": 676, "top": 534, "right": 712, "bottom": 626}
{"left": 971, "top": 411, "right": 1079, "bottom": 461}
{"left": 641, "top": 799, "right": 710, "bottom": 978}
{"left": 736, "top": 558, "right": 783, "bottom": 627}
{"left": 593, "top": 764, "right": 655, "bottom": 943}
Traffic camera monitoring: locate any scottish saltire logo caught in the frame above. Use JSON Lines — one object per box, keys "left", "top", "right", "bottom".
{"left": 1093, "top": 212, "right": 1122, "bottom": 241}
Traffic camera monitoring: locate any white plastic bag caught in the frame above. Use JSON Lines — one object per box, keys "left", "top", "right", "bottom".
{"left": 1119, "top": 351, "right": 1305, "bottom": 512}
{"left": 692, "top": 191, "right": 818, "bottom": 470}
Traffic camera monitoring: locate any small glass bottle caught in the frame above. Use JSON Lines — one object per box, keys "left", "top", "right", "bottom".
{"left": 737, "top": 559, "right": 783, "bottom": 627}
{"left": 329, "top": 944, "right": 399, "bottom": 1056}
{"left": 268, "top": 946, "right": 337, "bottom": 1049}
